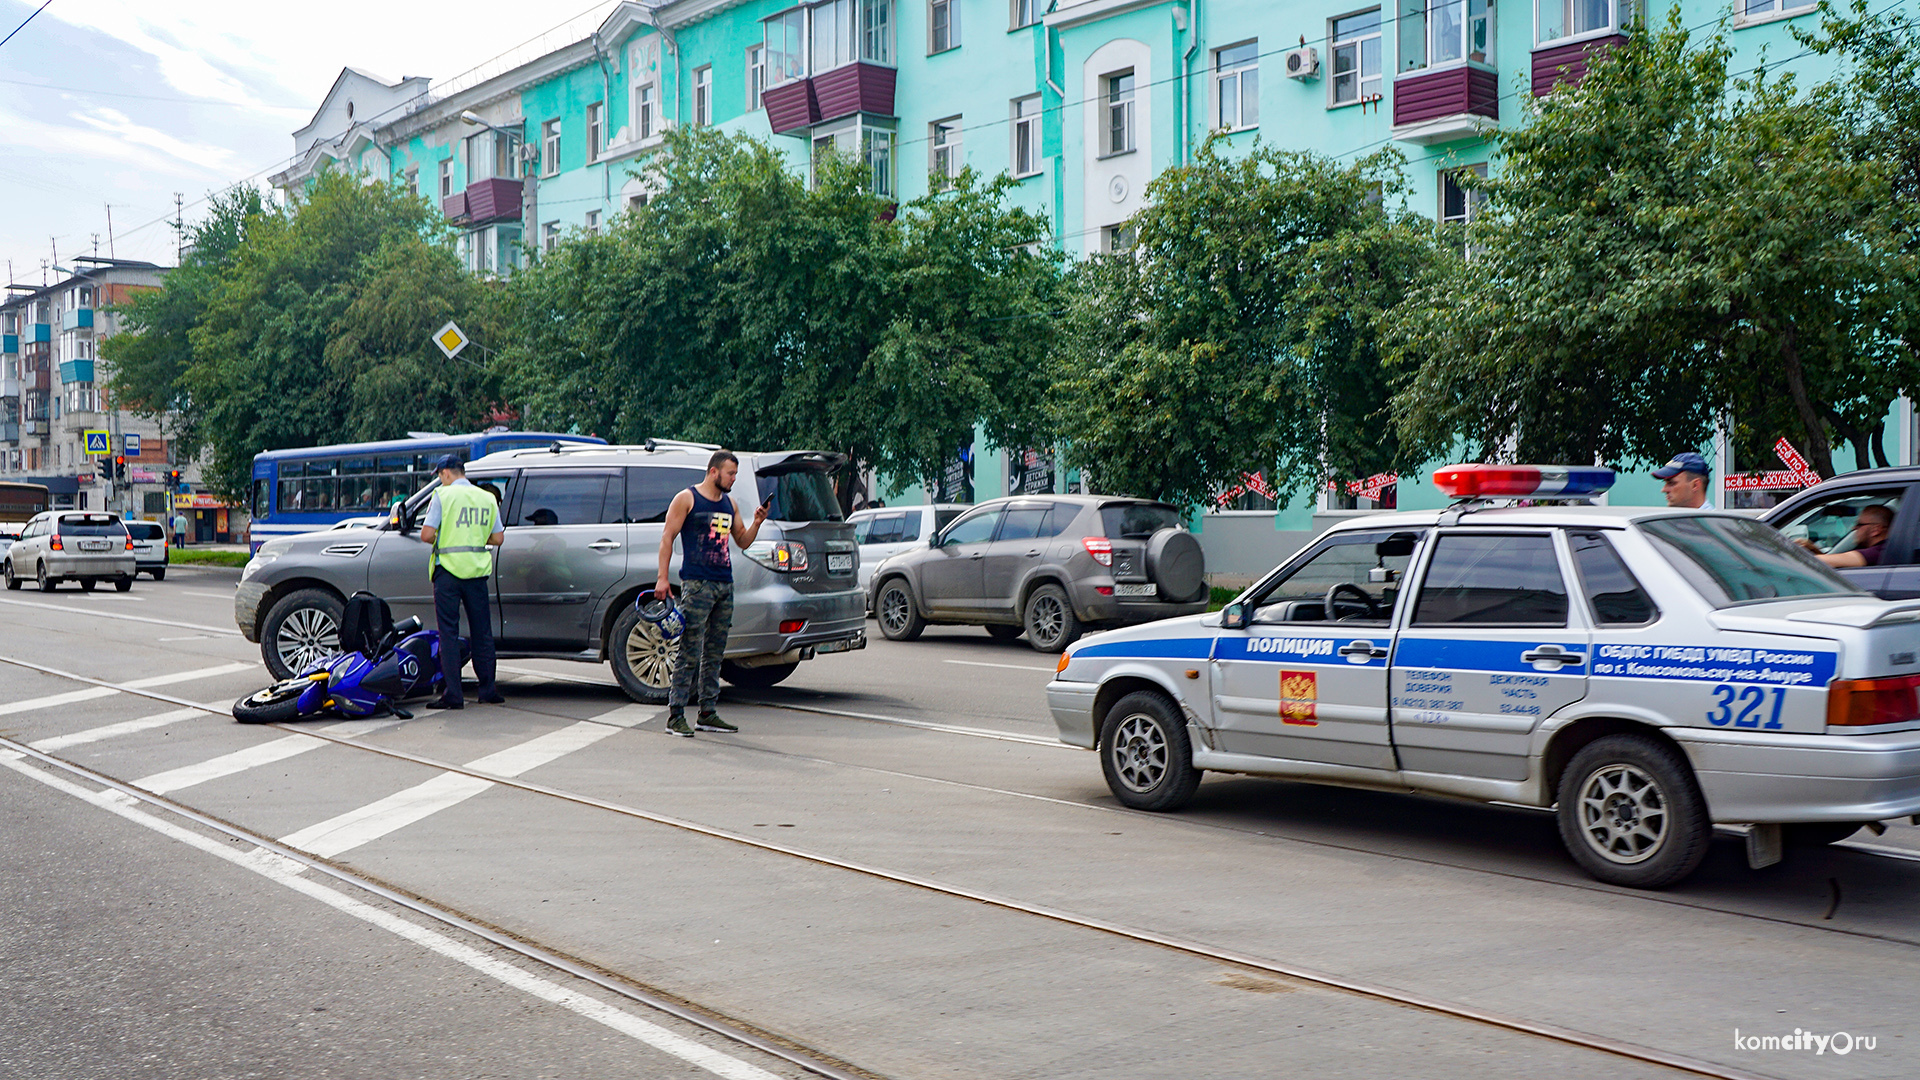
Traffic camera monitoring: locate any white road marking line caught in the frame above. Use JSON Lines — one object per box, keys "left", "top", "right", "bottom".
{"left": 0, "top": 597, "right": 239, "bottom": 635}
{"left": 0, "top": 686, "right": 120, "bottom": 717}
{"left": 30, "top": 707, "right": 204, "bottom": 751}
{"left": 0, "top": 756, "right": 781, "bottom": 1080}
{"left": 132, "top": 718, "right": 402, "bottom": 795}
{"left": 584, "top": 704, "right": 661, "bottom": 728}
{"left": 179, "top": 589, "right": 235, "bottom": 598}
{"left": 280, "top": 722, "right": 618, "bottom": 858}
{"left": 157, "top": 635, "right": 217, "bottom": 641}
{"left": 124, "top": 661, "right": 255, "bottom": 688}
{"left": 944, "top": 658, "right": 1057, "bottom": 673}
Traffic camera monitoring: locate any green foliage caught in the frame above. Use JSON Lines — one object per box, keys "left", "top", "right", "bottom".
{"left": 502, "top": 127, "right": 1061, "bottom": 505}
{"left": 1388, "top": 12, "right": 1915, "bottom": 478}
{"left": 1048, "top": 139, "right": 1441, "bottom": 508}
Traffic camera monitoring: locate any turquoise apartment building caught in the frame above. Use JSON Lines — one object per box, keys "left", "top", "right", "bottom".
{"left": 271, "top": 0, "right": 1889, "bottom": 567}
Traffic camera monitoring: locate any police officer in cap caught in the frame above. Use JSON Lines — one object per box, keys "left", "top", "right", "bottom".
{"left": 1652, "top": 452, "right": 1710, "bottom": 509}
{"left": 417, "top": 454, "right": 504, "bottom": 709}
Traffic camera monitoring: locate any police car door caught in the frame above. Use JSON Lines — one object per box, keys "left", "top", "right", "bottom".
{"left": 1392, "top": 530, "right": 1588, "bottom": 782}
{"left": 1209, "top": 529, "right": 1420, "bottom": 771}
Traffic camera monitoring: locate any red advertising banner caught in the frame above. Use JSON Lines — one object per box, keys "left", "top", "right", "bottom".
{"left": 1723, "top": 438, "right": 1820, "bottom": 491}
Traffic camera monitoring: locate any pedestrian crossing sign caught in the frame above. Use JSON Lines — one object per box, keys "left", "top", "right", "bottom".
{"left": 83, "top": 430, "right": 110, "bottom": 455}
{"left": 433, "top": 321, "right": 469, "bottom": 360}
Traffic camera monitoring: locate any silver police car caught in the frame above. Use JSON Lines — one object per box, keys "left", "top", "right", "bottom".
{"left": 237, "top": 442, "right": 865, "bottom": 700}
{"left": 1047, "top": 465, "right": 1920, "bottom": 888}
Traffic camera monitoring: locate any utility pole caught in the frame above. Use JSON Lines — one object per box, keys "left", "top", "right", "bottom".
{"left": 173, "top": 193, "right": 185, "bottom": 265}
{"left": 104, "top": 204, "right": 115, "bottom": 258}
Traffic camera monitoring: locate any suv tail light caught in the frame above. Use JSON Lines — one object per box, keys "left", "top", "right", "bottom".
{"left": 745, "top": 540, "right": 808, "bottom": 572}
{"left": 1081, "top": 537, "right": 1112, "bottom": 567}
{"left": 1828, "top": 674, "right": 1920, "bottom": 727}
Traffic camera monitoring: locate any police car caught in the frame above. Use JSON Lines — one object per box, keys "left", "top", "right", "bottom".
{"left": 1046, "top": 465, "right": 1920, "bottom": 888}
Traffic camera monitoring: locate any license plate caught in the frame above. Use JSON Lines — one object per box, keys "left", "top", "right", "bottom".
{"left": 1113, "top": 582, "right": 1156, "bottom": 598}
{"left": 79, "top": 540, "right": 111, "bottom": 551}
{"left": 827, "top": 553, "right": 853, "bottom": 573}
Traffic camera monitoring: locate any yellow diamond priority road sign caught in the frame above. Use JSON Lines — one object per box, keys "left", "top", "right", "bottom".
{"left": 433, "top": 321, "right": 470, "bottom": 360}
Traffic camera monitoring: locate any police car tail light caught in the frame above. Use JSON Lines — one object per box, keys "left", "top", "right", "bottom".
{"left": 1431, "top": 464, "right": 1616, "bottom": 499}
{"left": 1826, "top": 674, "right": 1920, "bottom": 727}
{"left": 1082, "top": 537, "right": 1113, "bottom": 567}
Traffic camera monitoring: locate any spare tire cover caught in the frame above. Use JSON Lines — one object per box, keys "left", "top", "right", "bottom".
{"left": 1146, "top": 528, "right": 1205, "bottom": 601}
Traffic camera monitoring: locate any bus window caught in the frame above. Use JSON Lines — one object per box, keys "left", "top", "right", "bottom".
{"left": 251, "top": 478, "right": 269, "bottom": 518}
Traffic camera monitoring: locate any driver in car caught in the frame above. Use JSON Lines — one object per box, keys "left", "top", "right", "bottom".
{"left": 1800, "top": 504, "right": 1893, "bottom": 569}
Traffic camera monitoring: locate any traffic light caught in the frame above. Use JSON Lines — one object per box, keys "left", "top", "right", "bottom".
{"left": 94, "top": 459, "right": 110, "bottom": 481}
{"left": 113, "top": 455, "right": 127, "bottom": 482}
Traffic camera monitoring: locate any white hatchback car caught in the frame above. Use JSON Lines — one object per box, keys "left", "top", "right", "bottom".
{"left": 1047, "top": 465, "right": 1920, "bottom": 889}
{"left": 849, "top": 504, "right": 966, "bottom": 594}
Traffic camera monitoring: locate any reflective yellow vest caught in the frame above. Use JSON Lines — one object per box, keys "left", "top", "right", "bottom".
{"left": 429, "top": 483, "right": 497, "bottom": 580}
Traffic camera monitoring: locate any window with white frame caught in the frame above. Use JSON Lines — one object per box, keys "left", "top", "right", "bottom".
{"left": 930, "top": 0, "right": 958, "bottom": 52}
{"left": 541, "top": 119, "right": 562, "bottom": 176}
{"left": 765, "top": 9, "right": 807, "bottom": 84}
{"left": 1740, "top": 0, "right": 1814, "bottom": 18}
{"left": 1104, "top": 70, "right": 1135, "bottom": 156}
{"left": 636, "top": 83, "right": 657, "bottom": 140}
{"left": 1102, "top": 223, "right": 1136, "bottom": 254}
{"left": 863, "top": 0, "right": 894, "bottom": 63}
{"left": 1537, "top": 0, "right": 1627, "bottom": 43}
{"left": 693, "top": 68, "right": 712, "bottom": 127}
{"left": 1214, "top": 42, "right": 1258, "bottom": 130}
{"left": 1012, "top": 95, "right": 1042, "bottom": 176}
{"left": 1012, "top": 0, "right": 1040, "bottom": 28}
{"left": 585, "top": 209, "right": 601, "bottom": 234}
{"left": 467, "top": 127, "right": 521, "bottom": 181}
{"left": 930, "top": 117, "right": 962, "bottom": 186}
{"left": 1398, "top": 0, "right": 1492, "bottom": 69}
{"left": 406, "top": 166, "right": 420, "bottom": 196}
{"left": 1331, "top": 10, "right": 1382, "bottom": 105}
{"left": 588, "top": 102, "right": 603, "bottom": 159}
{"left": 866, "top": 128, "right": 895, "bottom": 197}
{"left": 1439, "top": 164, "right": 1487, "bottom": 225}
{"left": 543, "top": 221, "right": 561, "bottom": 252}
{"left": 749, "top": 45, "right": 768, "bottom": 108}
{"left": 808, "top": 0, "right": 893, "bottom": 69}
{"left": 439, "top": 159, "right": 453, "bottom": 198}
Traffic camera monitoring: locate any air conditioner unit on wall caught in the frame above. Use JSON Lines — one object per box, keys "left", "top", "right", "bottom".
{"left": 1286, "top": 47, "right": 1319, "bottom": 80}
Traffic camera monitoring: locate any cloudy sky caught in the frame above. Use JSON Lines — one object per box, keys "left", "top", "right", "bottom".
{"left": 0, "top": 0, "right": 621, "bottom": 283}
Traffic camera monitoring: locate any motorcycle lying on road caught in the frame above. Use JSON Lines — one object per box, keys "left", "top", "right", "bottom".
{"left": 233, "top": 591, "right": 466, "bottom": 723}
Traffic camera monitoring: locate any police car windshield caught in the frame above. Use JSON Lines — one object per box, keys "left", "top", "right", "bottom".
{"left": 1640, "top": 516, "right": 1861, "bottom": 608}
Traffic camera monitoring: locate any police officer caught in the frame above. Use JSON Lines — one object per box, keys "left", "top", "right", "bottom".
{"left": 417, "top": 454, "right": 504, "bottom": 710}
{"left": 1651, "top": 452, "right": 1710, "bottom": 509}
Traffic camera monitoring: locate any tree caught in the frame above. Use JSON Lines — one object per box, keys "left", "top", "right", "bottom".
{"left": 502, "top": 127, "right": 1062, "bottom": 508}
{"left": 1047, "top": 140, "right": 1442, "bottom": 509}
{"left": 1388, "top": 13, "right": 1913, "bottom": 478}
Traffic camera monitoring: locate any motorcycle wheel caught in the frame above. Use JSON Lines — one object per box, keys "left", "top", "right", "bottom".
{"left": 233, "top": 680, "right": 309, "bottom": 724}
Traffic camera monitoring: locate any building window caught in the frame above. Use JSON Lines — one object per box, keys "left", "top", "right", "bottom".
{"left": 810, "top": 0, "right": 894, "bottom": 71}
{"left": 543, "top": 221, "right": 561, "bottom": 252}
{"left": 541, "top": 119, "right": 562, "bottom": 176}
{"left": 405, "top": 166, "right": 420, "bottom": 196}
{"left": 636, "top": 84, "right": 656, "bottom": 140}
{"left": 1439, "top": 164, "right": 1487, "bottom": 225}
{"left": 1012, "top": 95, "right": 1042, "bottom": 176}
{"left": 587, "top": 102, "right": 603, "bottom": 160}
{"left": 1214, "top": 42, "right": 1258, "bottom": 130}
{"left": 1102, "top": 223, "right": 1136, "bottom": 254}
{"left": 1332, "top": 10, "right": 1383, "bottom": 105}
{"left": 866, "top": 128, "right": 895, "bottom": 197}
{"left": 748, "top": 45, "right": 768, "bottom": 108}
{"left": 439, "top": 159, "right": 453, "bottom": 198}
{"left": 1398, "top": 0, "right": 1492, "bottom": 70}
{"left": 1011, "top": 0, "right": 1041, "bottom": 28}
{"left": 1104, "top": 70, "right": 1135, "bottom": 156}
{"left": 468, "top": 127, "right": 521, "bottom": 181}
{"left": 1739, "top": 0, "right": 1815, "bottom": 18}
{"left": 930, "top": 0, "right": 958, "bottom": 53}
{"left": 930, "top": 117, "right": 962, "bottom": 187}
{"left": 863, "top": 0, "right": 894, "bottom": 63}
{"left": 765, "top": 8, "right": 808, "bottom": 84}
{"left": 585, "top": 210, "right": 601, "bottom": 234}
{"left": 692, "top": 68, "right": 712, "bottom": 128}
{"left": 1538, "top": 0, "right": 1626, "bottom": 42}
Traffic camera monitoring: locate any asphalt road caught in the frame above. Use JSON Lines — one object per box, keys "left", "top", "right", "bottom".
{"left": 0, "top": 567, "right": 1916, "bottom": 1079}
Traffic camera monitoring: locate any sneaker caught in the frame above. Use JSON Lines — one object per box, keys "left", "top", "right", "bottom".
{"left": 664, "top": 712, "right": 694, "bottom": 738}
{"left": 694, "top": 712, "right": 737, "bottom": 733}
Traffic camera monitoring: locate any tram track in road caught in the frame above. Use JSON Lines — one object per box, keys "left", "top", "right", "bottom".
{"left": 0, "top": 651, "right": 1845, "bottom": 1080}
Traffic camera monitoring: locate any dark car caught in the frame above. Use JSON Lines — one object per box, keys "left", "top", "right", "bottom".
{"left": 1759, "top": 467, "right": 1920, "bottom": 598}
{"left": 868, "top": 495, "right": 1208, "bottom": 652}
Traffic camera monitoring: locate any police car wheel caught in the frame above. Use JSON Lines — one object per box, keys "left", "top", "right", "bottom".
{"left": 261, "top": 588, "right": 344, "bottom": 681}
{"left": 610, "top": 602, "right": 676, "bottom": 704}
{"left": 1557, "top": 734, "right": 1711, "bottom": 889}
{"left": 1100, "top": 691, "right": 1202, "bottom": 812}
{"left": 1025, "top": 584, "right": 1081, "bottom": 653}
{"left": 876, "top": 579, "right": 924, "bottom": 641}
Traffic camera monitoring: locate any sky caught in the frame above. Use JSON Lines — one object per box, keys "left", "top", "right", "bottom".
{"left": 0, "top": 0, "right": 623, "bottom": 285}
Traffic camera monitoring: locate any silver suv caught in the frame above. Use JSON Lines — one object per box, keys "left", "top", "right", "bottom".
{"left": 236, "top": 443, "right": 865, "bottom": 700}
{"left": 3, "top": 511, "right": 136, "bottom": 592}
{"left": 869, "top": 495, "right": 1208, "bottom": 652}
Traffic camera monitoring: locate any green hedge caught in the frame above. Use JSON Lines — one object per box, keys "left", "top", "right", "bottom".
{"left": 169, "top": 549, "right": 250, "bottom": 567}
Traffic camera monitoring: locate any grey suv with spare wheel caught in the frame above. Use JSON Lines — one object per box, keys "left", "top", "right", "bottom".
{"left": 868, "top": 495, "right": 1207, "bottom": 652}
{"left": 234, "top": 442, "right": 865, "bottom": 700}
{"left": 3, "top": 511, "right": 137, "bottom": 592}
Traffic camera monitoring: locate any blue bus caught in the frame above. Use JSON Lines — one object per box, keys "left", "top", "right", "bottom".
{"left": 246, "top": 430, "right": 604, "bottom": 551}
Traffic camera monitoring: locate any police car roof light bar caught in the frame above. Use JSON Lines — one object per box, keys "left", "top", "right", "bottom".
{"left": 1431, "top": 464, "right": 1616, "bottom": 501}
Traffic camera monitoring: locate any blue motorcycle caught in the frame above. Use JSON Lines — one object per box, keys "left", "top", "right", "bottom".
{"left": 233, "top": 592, "right": 466, "bottom": 724}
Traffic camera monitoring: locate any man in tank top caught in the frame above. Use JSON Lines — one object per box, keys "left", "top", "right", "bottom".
{"left": 655, "top": 449, "right": 769, "bottom": 736}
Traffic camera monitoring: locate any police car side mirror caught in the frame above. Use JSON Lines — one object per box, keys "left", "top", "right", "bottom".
{"left": 1221, "top": 602, "right": 1251, "bottom": 630}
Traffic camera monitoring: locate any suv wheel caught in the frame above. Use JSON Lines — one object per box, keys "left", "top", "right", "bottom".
{"left": 1024, "top": 583, "right": 1081, "bottom": 653}
{"left": 1556, "top": 734, "right": 1712, "bottom": 888}
{"left": 876, "top": 579, "right": 924, "bottom": 641}
{"left": 610, "top": 602, "right": 676, "bottom": 704}
{"left": 260, "top": 588, "right": 345, "bottom": 680}
{"left": 1100, "top": 691, "right": 1202, "bottom": 811}
{"left": 2, "top": 561, "right": 17, "bottom": 591}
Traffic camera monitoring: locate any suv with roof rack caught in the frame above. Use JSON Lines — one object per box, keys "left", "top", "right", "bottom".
{"left": 235, "top": 441, "right": 865, "bottom": 700}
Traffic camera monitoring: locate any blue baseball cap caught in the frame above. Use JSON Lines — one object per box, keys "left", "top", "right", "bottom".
{"left": 1651, "top": 452, "right": 1708, "bottom": 480}
{"left": 432, "top": 453, "right": 464, "bottom": 472}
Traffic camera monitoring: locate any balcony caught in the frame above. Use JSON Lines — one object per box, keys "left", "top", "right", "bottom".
{"left": 27, "top": 323, "right": 49, "bottom": 344}
{"left": 0, "top": 375, "right": 17, "bottom": 397}
{"left": 2, "top": 334, "right": 15, "bottom": 354}
{"left": 59, "top": 360, "right": 95, "bottom": 384}
{"left": 442, "top": 177, "right": 522, "bottom": 226}
{"left": 1532, "top": 34, "right": 1627, "bottom": 96}
{"left": 26, "top": 366, "right": 48, "bottom": 392}
{"left": 25, "top": 419, "right": 47, "bottom": 437}
{"left": 1391, "top": 65, "right": 1499, "bottom": 144}
{"left": 62, "top": 408, "right": 101, "bottom": 434}
{"left": 764, "top": 62, "right": 896, "bottom": 136}
{"left": 0, "top": 422, "right": 16, "bottom": 444}
{"left": 61, "top": 308, "right": 93, "bottom": 332}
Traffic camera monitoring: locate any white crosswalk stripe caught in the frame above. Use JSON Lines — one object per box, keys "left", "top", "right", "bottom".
{"left": 30, "top": 707, "right": 206, "bottom": 751}
{"left": 0, "top": 686, "right": 120, "bottom": 717}
{"left": 132, "top": 718, "right": 403, "bottom": 795}
{"left": 124, "top": 662, "right": 255, "bottom": 689}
